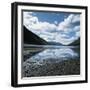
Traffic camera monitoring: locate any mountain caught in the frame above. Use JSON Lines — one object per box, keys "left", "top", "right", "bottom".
{"left": 69, "top": 38, "right": 80, "bottom": 45}
{"left": 48, "top": 42, "right": 63, "bottom": 45}
{"left": 23, "top": 26, "right": 48, "bottom": 45}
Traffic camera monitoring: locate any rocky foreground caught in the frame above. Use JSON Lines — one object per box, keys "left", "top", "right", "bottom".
{"left": 22, "top": 59, "right": 80, "bottom": 77}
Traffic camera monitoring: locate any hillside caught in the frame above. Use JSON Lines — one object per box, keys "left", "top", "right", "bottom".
{"left": 23, "top": 26, "right": 48, "bottom": 45}
{"left": 48, "top": 42, "right": 62, "bottom": 45}
{"left": 69, "top": 38, "right": 80, "bottom": 45}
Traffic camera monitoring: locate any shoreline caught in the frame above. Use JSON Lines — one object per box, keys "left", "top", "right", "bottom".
{"left": 23, "top": 59, "right": 80, "bottom": 77}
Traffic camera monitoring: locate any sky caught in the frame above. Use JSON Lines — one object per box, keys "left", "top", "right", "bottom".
{"left": 23, "top": 11, "right": 80, "bottom": 45}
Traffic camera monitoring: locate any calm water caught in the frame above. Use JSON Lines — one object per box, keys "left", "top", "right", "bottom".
{"left": 23, "top": 45, "right": 80, "bottom": 65}
{"left": 22, "top": 45, "right": 80, "bottom": 77}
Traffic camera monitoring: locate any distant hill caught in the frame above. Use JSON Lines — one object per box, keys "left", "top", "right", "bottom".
{"left": 48, "top": 42, "right": 63, "bottom": 45}
{"left": 69, "top": 38, "right": 80, "bottom": 45}
{"left": 23, "top": 26, "right": 48, "bottom": 45}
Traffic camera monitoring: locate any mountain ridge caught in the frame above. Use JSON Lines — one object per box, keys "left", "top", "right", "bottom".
{"left": 69, "top": 37, "right": 80, "bottom": 45}
{"left": 24, "top": 26, "right": 48, "bottom": 45}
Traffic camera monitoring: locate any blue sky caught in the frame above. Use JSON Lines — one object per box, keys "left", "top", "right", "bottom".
{"left": 31, "top": 12, "right": 69, "bottom": 23}
{"left": 23, "top": 11, "right": 80, "bottom": 45}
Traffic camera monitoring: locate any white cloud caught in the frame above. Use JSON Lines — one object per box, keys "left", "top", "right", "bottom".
{"left": 73, "top": 26, "right": 80, "bottom": 31}
{"left": 76, "top": 31, "right": 80, "bottom": 37}
{"left": 23, "top": 12, "right": 80, "bottom": 45}
{"left": 24, "top": 12, "right": 56, "bottom": 32}
{"left": 72, "top": 15, "right": 80, "bottom": 23}
{"left": 23, "top": 12, "right": 39, "bottom": 28}
{"left": 57, "top": 14, "right": 80, "bottom": 32}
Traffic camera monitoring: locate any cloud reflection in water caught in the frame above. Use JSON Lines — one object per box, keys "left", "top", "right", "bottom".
{"left": 25, "top": 46, "right": 79, "bottom": 65}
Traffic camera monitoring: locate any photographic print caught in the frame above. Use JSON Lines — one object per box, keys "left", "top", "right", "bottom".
{"left": 11, "top": 2, "right": 88, "bottom": 87}
{"left": 22, "top": 11, "right": 80, "bottom": 77}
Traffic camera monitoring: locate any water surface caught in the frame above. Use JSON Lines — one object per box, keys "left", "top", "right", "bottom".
{"left": 22, "top": 45, "right": 80, "bottom": 77}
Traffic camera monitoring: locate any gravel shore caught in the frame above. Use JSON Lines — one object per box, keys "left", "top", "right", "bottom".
{"left": 23, "top": 59, "right": 80, "bottom": 77}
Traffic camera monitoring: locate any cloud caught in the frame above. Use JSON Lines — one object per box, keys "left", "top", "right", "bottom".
{"left": 57, "top": 14, "right": 80, "bottom": 32}
{"left": 73, "top": 26, "right": 80, "bottom": 31}
{"left": 23, "top": 12, "right": 80, "bottom": 45}
{"left": 55, "top": 14, "right": 80, "bottom": 44}
{"left": 72, "top": 15, "right": 80, "bottom": 23}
